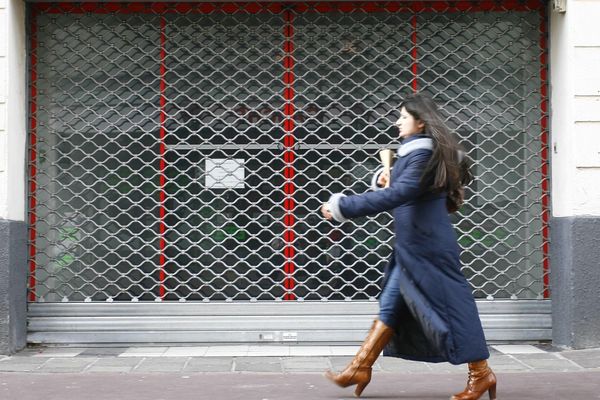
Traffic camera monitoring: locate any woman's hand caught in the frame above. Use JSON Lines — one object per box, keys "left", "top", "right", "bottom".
{"left": 377, "top": 169, "right": 390, "bottom": 187}
{"left": 321, "top": 203, "right": 333, "bottom": 220}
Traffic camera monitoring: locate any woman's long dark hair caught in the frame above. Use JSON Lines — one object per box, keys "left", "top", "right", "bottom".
{"left": 399, "top": 93, "right": 473, "bottom": 212}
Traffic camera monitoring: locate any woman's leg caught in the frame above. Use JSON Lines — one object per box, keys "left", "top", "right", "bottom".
{"left": 382, "top": 266, "right": 497, "bottom": 400}
{"left": 323, "top": 265, "right": 401, "bottom": 397}
{"left": 378, "top": 263, "right": 404, "bottom": 327}
{"left": 451, "top": 360, "right": 497, "bottom": 400}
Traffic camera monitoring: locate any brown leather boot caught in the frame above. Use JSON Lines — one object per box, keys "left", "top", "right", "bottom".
{"left": 451, "top": 360, "right": 497, "bottom": 400}
{"left": 324, "top": 319, "right": 393, "bottom": 397}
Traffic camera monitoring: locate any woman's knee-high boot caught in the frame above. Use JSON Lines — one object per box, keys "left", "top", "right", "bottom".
{"left": 451, "top": 360, "right": 497, "bottom": 400}
{"left": 324, "top": 319, "right": 394, "bottom": 397}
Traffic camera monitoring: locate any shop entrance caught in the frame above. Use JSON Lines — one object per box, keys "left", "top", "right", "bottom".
{"left": 27, "top": 1, "right": 550, "bottom": 343}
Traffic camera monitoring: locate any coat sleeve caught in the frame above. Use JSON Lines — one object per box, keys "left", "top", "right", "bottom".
{"left": 334, "top": 150, "right": 432, "bottom": 220}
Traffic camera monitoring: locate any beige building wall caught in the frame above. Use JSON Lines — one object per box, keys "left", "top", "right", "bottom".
{"left": 550, "top": 0, "right": 600, "bottom": 217}
{"left": 0, "top": 0, "right": 26, "bottom": 222}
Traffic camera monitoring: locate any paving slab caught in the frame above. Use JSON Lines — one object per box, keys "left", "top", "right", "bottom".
{"left": 562, "top": 355, "right": 600, "bottom": 369}
{"left": 282, "top": 357, "right": 330, "bottom": 372}
{"left": 289, "top": 346, "right": 330, "bottom": 356}
{"left": 378, "top": 358, "right": 432, "bottom": 373}
{"left": 0, "top": 357, "right": 49, "bottom": 372}
{"left": 493, "top": 344, "right": 547, "bottom": 354}
{"left": 133, "top": 357, "right": 188, "bottom": 373}
{"left": 426, "top": 362, "right": 464, "bottom": 374}
{"left": 234, "top": 357, "right": 282, "bottom": 372}
{"left": 31, "top": 348, "right": 87, "bottom": 357}
{"left": 516, "top": 357, "right": 584, "bottom": 372}
{"left": 204, "top": 345, "right": 249, "bottom": 357}
{"left": 37, "top": 358, "right": 99, "bottom": 373}
{"left": 183, "top": 357, "right": 233, "bottom": 372}
{"left": 84, "top": 358, "right": 143, "bottom": 373}
{"left": 247, "top": 345, "right": 290, "bottom": 357}
{"left": 163, "top": 347, "right": 208, "bottom": 357}
{"left": 118, "top": 347, "right": 168, "bottom": 357}
{"left": 78, "top": 348, "right": 127, "bottom": 357}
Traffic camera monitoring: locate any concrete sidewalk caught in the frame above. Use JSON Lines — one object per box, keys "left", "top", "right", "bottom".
{"left": 1, "top": 344, "right": 599, "bottom": 399}
{"left": 1, "top": 344, "right": 599, "bottom": 374}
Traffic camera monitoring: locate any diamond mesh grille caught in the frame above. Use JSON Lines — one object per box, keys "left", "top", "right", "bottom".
{"left": 27, "top": 1, "right": 549, "bottom": 302}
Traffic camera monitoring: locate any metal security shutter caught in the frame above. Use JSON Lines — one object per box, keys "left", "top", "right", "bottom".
{"left": 27, "top": 1, "right": 550, "bottom": 344}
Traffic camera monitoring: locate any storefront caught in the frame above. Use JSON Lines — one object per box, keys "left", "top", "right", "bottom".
{"left": 25, "top": 1, "right": 550, "bottom": 344}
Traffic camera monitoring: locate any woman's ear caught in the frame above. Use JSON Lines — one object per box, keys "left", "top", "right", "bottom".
{"left": 417, "top": 120, "right": 425, "bottom": 131}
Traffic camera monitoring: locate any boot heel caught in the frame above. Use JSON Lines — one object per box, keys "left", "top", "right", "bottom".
{"left": 488, "top": 383, "right": 497, "bottom": 400}
{"left": 354, "top": 381, "right": 368, "bottom": 397}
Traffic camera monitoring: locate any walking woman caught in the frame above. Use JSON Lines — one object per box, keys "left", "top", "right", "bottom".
{"left": 320, "top": 93, "right": 496, "bottom": 400}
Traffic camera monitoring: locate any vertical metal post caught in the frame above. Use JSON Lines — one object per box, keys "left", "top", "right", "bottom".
{"left": 283, "top": 9, "right": 296, "bottom": 300}
{"left": 539, "top": 7, "right": 550, "bottom": 298}
{"left": 411, "top": 13, "right": 418, "bottom": 92}
{"left": 28, "top": 8, "right": 38, "bottom": 302}
{"left": 159, "top": 15, "right": 167, "bottom": 299}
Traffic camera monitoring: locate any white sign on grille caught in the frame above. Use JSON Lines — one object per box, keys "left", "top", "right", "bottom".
{"left": 205, "top": 158, "right": 245, "bottom": 189}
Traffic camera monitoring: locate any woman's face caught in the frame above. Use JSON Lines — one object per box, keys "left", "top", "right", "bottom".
{"left": 395, "top": 107, "right": 425, "bottom": 139}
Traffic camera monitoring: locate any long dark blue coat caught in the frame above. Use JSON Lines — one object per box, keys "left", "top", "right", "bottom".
{"left": 328, "top": 135, "right": 489, "bottom": 365}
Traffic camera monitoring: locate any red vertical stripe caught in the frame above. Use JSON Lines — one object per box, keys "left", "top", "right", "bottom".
{"left": 28, "top": 10, "right": 38, "bottom": 302}
{"left": 539, "top": 9, "right": 550, "bottom": 299}
{"left": 411, "top": 14, "right": 418, "bottom": 92}
{"left": 159, "top": 16, "right": 167, "bottom": 299}
{"left": 282, "top": 10, "right": 296, "bottom": 301}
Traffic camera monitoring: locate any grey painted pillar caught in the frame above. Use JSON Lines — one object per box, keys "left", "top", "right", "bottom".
{"left": 0, "top": 0, "right": 27, "bottom": 355}
{"left": 0, "top": 219, "right": 27, "bottom": 355}
{"left": 549, "top": 2, "right": 600, "bottom": 349}
{"left": 550, "top": 217, "right": 600, "bottom": 349}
